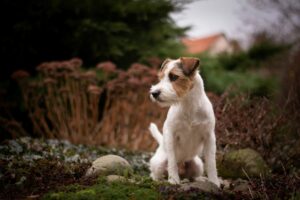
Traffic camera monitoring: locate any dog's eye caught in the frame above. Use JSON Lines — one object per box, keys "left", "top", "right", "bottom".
{"left": 169, "top": 73, "right": 179, "bottom": 82}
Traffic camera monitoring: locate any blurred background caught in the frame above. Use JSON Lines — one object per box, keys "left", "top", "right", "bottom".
{"left": 0, "top": 0, "right": 299, "bottom": 199}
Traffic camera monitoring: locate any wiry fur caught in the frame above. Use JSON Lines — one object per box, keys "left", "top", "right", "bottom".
{"left": 149, "top": 57, "right": 220, "bottom": 187}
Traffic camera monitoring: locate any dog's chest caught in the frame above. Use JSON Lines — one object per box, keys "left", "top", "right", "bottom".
{"left": 173, "top": 122, "right": 203, "bottom": 144}
{"left": 165, "top": 101, "right": 213, "bottom": 161}
{"left": 173, "top": 122, "right": 204, "bottom": 161}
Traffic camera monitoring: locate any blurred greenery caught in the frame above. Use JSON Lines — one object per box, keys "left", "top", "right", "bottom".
{"left": 0, "top": 0, "right": 187, "bottom": 78}
{"left": 248, "top": 39, "right": 288, "bottom": 62}
{"left": 193, "top": 40, "right": 286, "bottom": 96}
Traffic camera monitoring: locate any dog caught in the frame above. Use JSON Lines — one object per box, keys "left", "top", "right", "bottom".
{"left": 148, "top": 57, "right": 220, "bottom": 187}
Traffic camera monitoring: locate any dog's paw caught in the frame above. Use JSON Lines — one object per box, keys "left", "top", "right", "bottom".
{"left": 168, "top": 175, "right": 180, "bottom": 185}
{"left": 209, "top": 177, "right": 221, "bottom": 188}
{"left": 150, "top": 173, "right": 161, "bottom": 181}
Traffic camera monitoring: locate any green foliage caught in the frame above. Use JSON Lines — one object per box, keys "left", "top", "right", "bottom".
{"left": 217, "top": 52, "right": 254, "bottom": 71}
{"left": 248, "top": 40, "right": 287, "bottom": 62}
{"left": 209, "top": 40, "right": 286, "bottom": 72}
{"left": 189, "top": 40, "right": 286, "bottom": 96}
{"left": 198, "top": 51, "right": 279, "bottom": 96}
{"left": 43, "top": 178, "right": 160, "bottom": 200}
{"left": 1, "top": 0, "right": 187, "bottom": 77}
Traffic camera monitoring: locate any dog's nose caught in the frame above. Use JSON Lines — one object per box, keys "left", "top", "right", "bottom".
{"left": 151, "top": 90, "right": 161, "bottom": 99}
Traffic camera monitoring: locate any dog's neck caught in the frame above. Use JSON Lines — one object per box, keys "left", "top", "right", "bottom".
{"left": 177, "top": 72, "right": 205, "bottom": 112}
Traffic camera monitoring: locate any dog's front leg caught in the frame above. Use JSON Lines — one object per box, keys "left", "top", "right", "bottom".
{"left": 203, "top": 132, "right": 220, "bottom": 187}
{"left": 164, "top": 130, "right": 180, "bottom": 184}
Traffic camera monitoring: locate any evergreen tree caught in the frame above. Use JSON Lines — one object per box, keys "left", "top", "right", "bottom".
{"left": 0, "top": 0, "right": 188, "bottom": 77}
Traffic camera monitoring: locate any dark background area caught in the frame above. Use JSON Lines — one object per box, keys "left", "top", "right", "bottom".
{"left": 0, "top": 0, "right": 186, "bottom": 79}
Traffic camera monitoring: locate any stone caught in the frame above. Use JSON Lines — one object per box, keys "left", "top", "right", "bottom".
{"left": 85, "top": 155, "right": 133, "bottom": 177}
{"left": 220, "top": 178, "right": 251, "bottom": 194}
{"left": 217, "top": 148, "right": 270, "bottom": 179}
{"left": 180, "top": 180, "right": 221, "bottom": 194}
{"left": 232, "top": 180, "right": 251, "bottom": 193}
{"left": 220, "top": 179, "right": 231, "bottom": 190}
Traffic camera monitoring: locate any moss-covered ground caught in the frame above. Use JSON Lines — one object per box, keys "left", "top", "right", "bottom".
{"left": 43, "top": 177, "right": 160, "bottom": 200}
{"left": 43, "top": 176, "right": 233, "bottom": 200}
{"left": 0, "top": 137, "right": 150, "bottom": 199}
{"left": 0, "top": 137, "right": 299, "bottom": 200}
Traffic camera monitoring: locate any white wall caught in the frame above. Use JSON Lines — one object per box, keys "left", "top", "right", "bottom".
{"left": 208, "top": 36, "right": 233, "bottom": 55}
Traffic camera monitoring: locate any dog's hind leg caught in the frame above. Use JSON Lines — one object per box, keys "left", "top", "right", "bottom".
{"left": 149, "top": 149, "right": 167, "bottom": 181}
{"left": 184, "top": 156, "right": 205, "bottom": 181}
{"left": 192, "top": 156, "right": 204, "bottom": 177}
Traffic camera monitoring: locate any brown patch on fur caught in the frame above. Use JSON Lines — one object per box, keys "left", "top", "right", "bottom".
{"left": 179, "top": 57, "right": 200, "bottom": 76}
{"left": 170, "top": 66, "right": 194, "bottom": 97}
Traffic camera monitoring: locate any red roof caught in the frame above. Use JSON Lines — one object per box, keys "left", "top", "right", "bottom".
{"left": 181, "top": 33, "right": 224, "bottom": 54}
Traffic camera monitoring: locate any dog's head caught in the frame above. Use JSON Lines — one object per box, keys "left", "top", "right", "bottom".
{"left": 150, "top": 57, "right": 200, "bottom": 107}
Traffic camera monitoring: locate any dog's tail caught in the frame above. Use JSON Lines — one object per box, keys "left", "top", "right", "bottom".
{"left": 149, "top": 123, "right": 163, "bottom": 145}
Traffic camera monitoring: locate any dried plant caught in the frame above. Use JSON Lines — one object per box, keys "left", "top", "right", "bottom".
{"left": 12, "top": 58, "right": 101, "bottom": 143}
{"left": 95, "top": 63, "right": 166, "bottom": 150}
{"left": 11, "top": 58, "right": 166, "bottom": 150}
{"left": 212, "top": 90, "right": 299, "bottom": 174}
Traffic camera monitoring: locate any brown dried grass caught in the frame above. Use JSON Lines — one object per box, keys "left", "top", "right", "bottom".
{"left": 11, "top": 59, "right": 166, "bottom": 150}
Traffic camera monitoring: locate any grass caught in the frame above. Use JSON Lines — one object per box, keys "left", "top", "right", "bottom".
{"left": 43, "top": 176, "right": 229, "bottom": 200}
{"left": 43, "top": 177, "right": 160, "bottom": 200}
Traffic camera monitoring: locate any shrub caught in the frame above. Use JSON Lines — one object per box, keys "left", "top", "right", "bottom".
{"left": 217, "top": 52, "right": 254, "bottom": 71}
{"left": 199, "top": 54, "right": 278, "bottom": 96}
{"left": 248, "top": 40, "right": 287, "bottom": 62}
{"left": 190, "top": 38, "right": 286, "bottom": 96}
{"left": 211, "top": 92, "right": 299, "bottom": 175}
{"left": 9, "top": 58, "right": 166, "bottom": 150}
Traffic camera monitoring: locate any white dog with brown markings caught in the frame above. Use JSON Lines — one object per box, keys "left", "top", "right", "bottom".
{"left": 149, "top": 57, "right": 220, "bottom": 187}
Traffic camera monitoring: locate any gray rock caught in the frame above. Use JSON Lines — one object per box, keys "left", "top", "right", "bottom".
{"left": 220, "top": 178, "right": 251, "bottom": 193}
{"left": 217, "top": 148, "right": 270, "bottom": 179}
{"left": 232, "top": 179, "right": 251, "bottom": 193}
{"left": 85, "top": 155, "right": 133, "bottom": 177}
{"left": 180, "top": 180, "right": 221, "bottom": 194}
{"left": 220, "top": 179, "right": 231, "bottom": 190}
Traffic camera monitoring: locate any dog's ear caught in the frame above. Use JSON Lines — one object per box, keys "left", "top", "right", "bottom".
{"left": 160, "top": 58, "right": 171, "bottom": 71}
{"left": 179, "top": 57, "right": 200, "bottom": 76}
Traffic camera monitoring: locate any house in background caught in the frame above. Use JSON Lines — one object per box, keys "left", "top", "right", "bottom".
{"left": 181, "top": 33, "right": 240, "bottom": 55}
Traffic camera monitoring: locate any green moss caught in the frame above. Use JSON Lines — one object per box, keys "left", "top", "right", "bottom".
{"left": 217, "top": 148, "right": 270, "bottom": 179}
{"left": 75, "top": 189, "right": 97, "bottom": 199}
{"left": 62, "top": 184, "right": 85, "bottom": 192}
{"left": 289, "top": 191, "right": 300, "bottom": 200}
{"left": 43, "top": 177, "right": 160, "bottom": 200}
